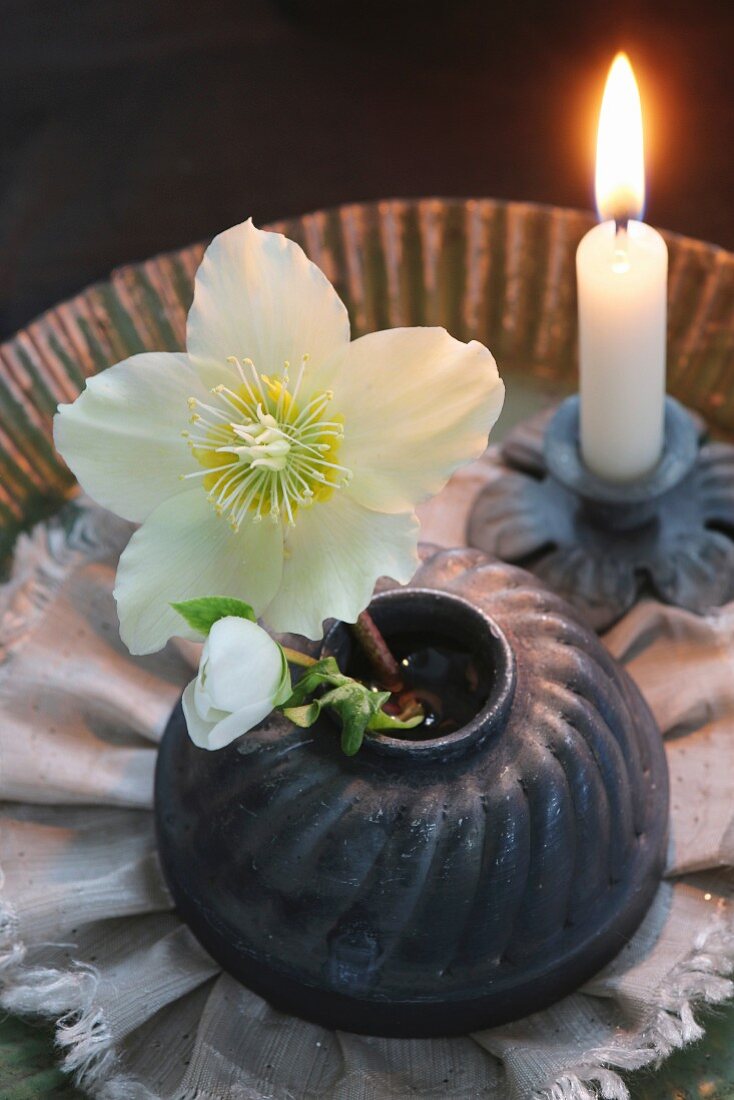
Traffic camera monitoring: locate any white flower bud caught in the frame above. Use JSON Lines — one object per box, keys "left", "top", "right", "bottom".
{"left": 182, "top": 616, "right": 291, "bottom": 750}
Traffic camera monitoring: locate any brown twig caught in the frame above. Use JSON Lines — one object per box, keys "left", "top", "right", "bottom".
{"left": 396, "top": 698, "right": 424, "bottom": 723}
{"left": 350, "top": 610, "right": 404, "bottom": 692}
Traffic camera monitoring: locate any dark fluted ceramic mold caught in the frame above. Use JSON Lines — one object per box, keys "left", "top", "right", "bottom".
{"left": 155, "top": 547, "right": 669, "bottom": 1038}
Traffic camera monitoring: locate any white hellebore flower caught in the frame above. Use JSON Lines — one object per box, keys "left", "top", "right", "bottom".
{"left": 54, "top": 218, "right": 504, "bottom": 654}
{"left": 182, "top": 616, "right": 291, "bottom": 750}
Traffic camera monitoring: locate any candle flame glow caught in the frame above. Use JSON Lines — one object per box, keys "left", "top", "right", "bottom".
{"left": 595, "top": 53, "right": 645, "bottom": 224}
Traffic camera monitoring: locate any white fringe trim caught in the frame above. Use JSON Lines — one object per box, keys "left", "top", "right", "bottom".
{"left": 536, "top": 921, "right": 734, "bottom": 1100}
{"left": 0, "top": 895, "right": 150, "bottom": 1098}
{"left": 0, "top": 895, "right": 252, "bottom": 1100}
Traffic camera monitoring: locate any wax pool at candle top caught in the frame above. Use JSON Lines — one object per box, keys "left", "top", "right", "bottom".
{"left": 576, "top": 217, "right": 668, "bottom": 483}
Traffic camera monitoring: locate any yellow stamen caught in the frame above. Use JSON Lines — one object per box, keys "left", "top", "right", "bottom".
{"left": 185, "top": 358, "right": 351, "bottom": 529}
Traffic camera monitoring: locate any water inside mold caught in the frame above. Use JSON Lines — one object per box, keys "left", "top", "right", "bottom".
{"left": 347, "top": 630, "right": 492, "bottom": 740}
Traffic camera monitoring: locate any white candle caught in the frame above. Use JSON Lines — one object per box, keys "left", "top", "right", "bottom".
{"left": 577, "top": 53, "right": 668, "bottom": 483}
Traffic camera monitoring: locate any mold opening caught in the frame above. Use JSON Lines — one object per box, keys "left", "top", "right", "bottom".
{"left": 325, "top": 590, "right": 511, "bottom": 745}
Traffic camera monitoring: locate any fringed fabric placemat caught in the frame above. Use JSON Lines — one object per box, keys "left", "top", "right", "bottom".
{"left": 0, "top": 458, "right": 733, "bottom": 1100}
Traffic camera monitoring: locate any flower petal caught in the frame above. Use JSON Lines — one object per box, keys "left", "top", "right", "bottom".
{"left": 182, "top": 680, "right": 222, "bottom": 746}
{"left": 205, "top": 616, "right": 287, "bottom": 713}
{"left": 193, "top": 666, "right": 217, "bottom": 722}
{"left": 327, "top": 328, "right": 504, "bottom": 514}
{"left": 263, "top": 493, "right": 419, "bottom": 639}
{"left": 54, "top": 352, "right": 211, "bottom": 523}
{"left": 186, "top": 219, "right": 350, "bottom": 378}
{"left": 115, "top": 490, "right": 283, "bottom": 654}
{"left": 182, "top": 681, "right": 274, "bottom": 750}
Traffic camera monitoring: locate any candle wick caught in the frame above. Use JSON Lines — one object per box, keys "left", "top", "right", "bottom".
{"left": 612, "top": 219, "right": 630, "bottom": 274}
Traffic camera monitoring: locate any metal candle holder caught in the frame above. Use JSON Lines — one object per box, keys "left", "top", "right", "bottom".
{"left": 468, "top": 396, "right": 734, "bottom": 632}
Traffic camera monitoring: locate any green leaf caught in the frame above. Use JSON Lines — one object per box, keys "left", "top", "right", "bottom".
{"left": 317, "top": 683, "right": 379, "bottom": 756}
{"left": 171, "top": 596, "right": 256, "bottom": 636}
{"left": 279, "top": 660, "right": 425, "bottom": 756}
{"left": 282, "top": 701, "right": 322, "bottom": 728}
{"left": 342, "top": 715, "right": 367, "bottom": 755}
{"left": 281, "top": 657, "right": 348, "bottom": 708}
{"left": 368, "top": 709, "right": 424, "bottom": 732}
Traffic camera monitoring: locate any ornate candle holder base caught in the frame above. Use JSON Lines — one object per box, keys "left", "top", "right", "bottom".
{"left": 468, "top": 396, "right": 734, "bottom": 632}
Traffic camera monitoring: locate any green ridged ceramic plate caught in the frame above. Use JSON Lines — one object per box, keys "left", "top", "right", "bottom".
{"left": 1, "top": 198, "right": 733, "bottom": 1097}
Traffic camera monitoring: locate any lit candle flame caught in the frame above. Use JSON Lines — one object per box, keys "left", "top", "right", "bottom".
{"left": 595, "top": 52, "right": 645, "bottom": 224}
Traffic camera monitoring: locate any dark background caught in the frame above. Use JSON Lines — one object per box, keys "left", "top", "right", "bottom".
{"left": 1, "top": 0, "right": 732, "bottom": 340}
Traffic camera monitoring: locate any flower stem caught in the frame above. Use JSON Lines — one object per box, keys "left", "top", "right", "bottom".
{"left": 282, "top": 646, "right": 317, "bottom": 668}
{"left": 351, "top": 611, "right": 404, "bottom": 693}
